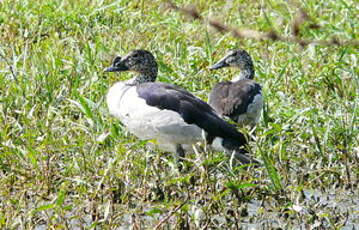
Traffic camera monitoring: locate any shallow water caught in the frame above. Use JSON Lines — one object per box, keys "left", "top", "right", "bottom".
{"left": 32, "top": 188, "right": 358, "bottom": 229}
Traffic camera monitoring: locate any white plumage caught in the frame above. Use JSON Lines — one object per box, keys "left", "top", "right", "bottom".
{"left": 105, "top": 50, "right": 258, "bottom": 165}
{"left": 235, "top": 94, "right": 263, "bottom": 127}
{"left": 107, "top": 79, "right": 203, "bottom": 153}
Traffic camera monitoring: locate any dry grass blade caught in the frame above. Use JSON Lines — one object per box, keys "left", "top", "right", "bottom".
{"left": 0, "top": 49, "right": 18, "bottom": 82}
{"left": 154, "top": 197, "right": 189, "bottom": 229}
{"left": 167, "top": 1, "right": 202, "bottom": 20}
{"left": 167, "top": 1, "right": 359, "bottom": 47}
{"left": 292, "top": 8, "right": 310, "bottom": 37}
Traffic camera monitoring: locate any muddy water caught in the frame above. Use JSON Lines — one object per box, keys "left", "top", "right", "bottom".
{"left": 33, "top": 189, "right": 358, "bottom": 229}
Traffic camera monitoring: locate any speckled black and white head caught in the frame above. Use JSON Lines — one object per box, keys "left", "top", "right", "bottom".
{"left": 105, "top": 49, "right": 158, "bottom": 84}
{"left": 210, "top": 49, "right": 255, "bottom": 80}
{"left": 105, "top": 49, "right": 258, "bottom": 165}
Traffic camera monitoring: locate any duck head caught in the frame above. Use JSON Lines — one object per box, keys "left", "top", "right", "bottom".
{"left": 210, "top": 49, "right": 254, "bottom": 80}
{"left": 105, "top": 49, "right": 158, "bottom": 83}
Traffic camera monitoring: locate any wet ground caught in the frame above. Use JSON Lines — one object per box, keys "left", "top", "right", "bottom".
{"left": 32, "top": 188, "right": 358, "bottom": 229}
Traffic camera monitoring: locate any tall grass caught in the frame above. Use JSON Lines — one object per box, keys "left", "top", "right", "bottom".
{"left": 0, "top": 0, "right": 358, "bottom": 228}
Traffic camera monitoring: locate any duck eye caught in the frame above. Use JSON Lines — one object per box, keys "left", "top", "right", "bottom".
{"left": 113, "top": 56, "right": 121, "bottom": 64}
{"left": 227, "top": 56, "right": 236, "bottom": 63}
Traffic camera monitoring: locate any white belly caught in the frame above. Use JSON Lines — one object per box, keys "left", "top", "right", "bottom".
{"left": 106, "top": 82, "right": 203, "bottom": 153}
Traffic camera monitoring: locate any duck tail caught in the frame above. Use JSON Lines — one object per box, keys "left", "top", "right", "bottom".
{"left": 222, "top": 138, "right": 260, "bottom": 165}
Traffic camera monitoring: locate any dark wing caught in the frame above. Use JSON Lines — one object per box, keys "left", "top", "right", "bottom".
{"left": 209, "top": 79, "right": 262, "bottom": 121}
{"left": 136, "top": 82, "right": 246, "bottom": 144}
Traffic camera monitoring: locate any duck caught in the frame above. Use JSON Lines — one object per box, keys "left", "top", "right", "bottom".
{"left": 208, "top": 49, "right": 263, "bottom": 128}
{"left": 104, "top": 49, "right": 258, "bottom": 165}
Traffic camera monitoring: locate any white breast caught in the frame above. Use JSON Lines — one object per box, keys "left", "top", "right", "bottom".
{"left": 236, "top": 93, "right": 263, "bottom": 126}
{"left": 106, "top": 81, "right": 203, "bottom": 153}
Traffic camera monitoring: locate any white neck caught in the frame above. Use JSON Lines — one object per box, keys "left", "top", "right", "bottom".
{"left": 231, "top": 75, "right": 243, "bottom": 82}
{"left": 231, "top": 68, "right": 254, "bottom": 82}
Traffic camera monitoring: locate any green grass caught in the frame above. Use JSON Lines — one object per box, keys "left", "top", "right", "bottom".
{"left": 0, "top": 0, "right": 358, "bottom": 229}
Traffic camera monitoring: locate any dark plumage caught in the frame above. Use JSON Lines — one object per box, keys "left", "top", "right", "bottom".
{"left": 105, "top": 49, "right": 258, "bottom": 165}
{"left": 209, "top": 79, "right": 262, "bottom": 122}
{"left": 209, "top": 49, "right": 263, "bottom": 127}
{"left": 136, "top": 82, "right": 246, "bottom": 144}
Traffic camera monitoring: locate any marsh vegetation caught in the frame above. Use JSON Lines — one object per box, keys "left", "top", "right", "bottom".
{"left": 0, "top": 0, "right": 358, "bottom": 229}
